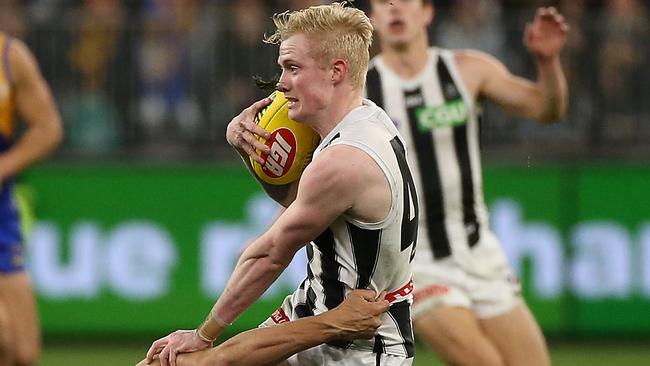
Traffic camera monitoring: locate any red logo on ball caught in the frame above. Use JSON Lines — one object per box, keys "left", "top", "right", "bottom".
{"left": 260, "top": 128, "right": 296, "bottom": 178}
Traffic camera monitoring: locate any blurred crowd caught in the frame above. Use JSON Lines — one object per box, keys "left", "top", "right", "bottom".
{"left": 0, "top": 0, "right": 648, "bottom": 161}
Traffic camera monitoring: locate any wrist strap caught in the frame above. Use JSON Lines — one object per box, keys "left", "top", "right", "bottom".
{"left": 195, "top": 327, "right": 216, "bottom": 344}
{"left": 210, "top": 308, "right": 233, "bottom": 327}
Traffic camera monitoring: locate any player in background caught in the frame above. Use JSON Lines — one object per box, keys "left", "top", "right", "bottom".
{"left": 0, "top": 33, "right": 64, "bottom": 365}
{"left": 145, "top": 3, "right": 418, "bottom": 366}
{"left": 139, "top": 289, "right": 389, "bottom": 366}
{"left": 365, "top": 1, "right": 568, "bottom": 365}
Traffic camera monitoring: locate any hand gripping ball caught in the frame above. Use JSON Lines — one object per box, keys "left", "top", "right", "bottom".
{"left": 250, "top": 91, "right": 321, "bottom": 185}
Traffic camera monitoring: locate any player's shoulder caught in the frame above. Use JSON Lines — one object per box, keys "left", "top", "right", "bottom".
{"left": 453, "top": 48, "right": 502, "bottom": 67}
{"left": 305, "top": 144, "right": 374, "bottom": 188}
{"left": 4, "top": 37, "right": 38, "bottom": 80}
{"left": 452, "top": 48, "right": 509, "bottom": 81}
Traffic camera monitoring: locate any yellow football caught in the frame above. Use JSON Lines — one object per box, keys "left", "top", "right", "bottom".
{"left": 250, "top": 91, "right": 321, "bottom": 185}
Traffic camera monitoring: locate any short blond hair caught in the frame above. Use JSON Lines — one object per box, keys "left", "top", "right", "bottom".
{"left": 265, "top": 2, "right": 373, "bottom": 90}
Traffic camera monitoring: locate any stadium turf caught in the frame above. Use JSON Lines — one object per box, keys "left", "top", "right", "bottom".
{"left": 39, "top": 341, "right": 650, "bottom": 365}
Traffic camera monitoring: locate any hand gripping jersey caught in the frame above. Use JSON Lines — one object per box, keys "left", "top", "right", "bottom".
{"left": 0, "top": 33, "right": 24, "bottom": 272}
{"left": 265, "top": 99, "right": 419, "bottom": 359}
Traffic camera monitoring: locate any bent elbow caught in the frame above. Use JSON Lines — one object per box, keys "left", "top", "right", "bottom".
{"left": 537, "top": 105, "right": 566, "bottom": 124}
{"left": 50, "top": 121, "right": 64, "bottom": 148}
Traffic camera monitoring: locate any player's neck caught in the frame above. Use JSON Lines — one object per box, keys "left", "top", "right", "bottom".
{"left": 312, "top": 89, "right": 363, "bottom": 138}
{"left": 380, "top": 37, "right": 429, "bottom": 79}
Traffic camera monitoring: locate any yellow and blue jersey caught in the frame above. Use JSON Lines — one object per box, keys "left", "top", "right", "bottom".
{"left": 0, "top": 33, "right": 24, "bottom": 272}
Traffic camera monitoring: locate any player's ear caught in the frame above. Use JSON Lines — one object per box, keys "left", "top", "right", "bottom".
{"left": 331, "top": 59, "right": 348, "bottom": 85}
{"left": 424, "top": 2, "right": 434, "bottom": 27}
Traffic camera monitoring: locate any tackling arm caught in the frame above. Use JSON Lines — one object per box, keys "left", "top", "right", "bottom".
{"left": 139, "top": 290, "right": 389, "bottom": 366}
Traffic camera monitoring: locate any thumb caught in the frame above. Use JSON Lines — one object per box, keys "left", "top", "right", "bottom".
{"left": 355, "top": 289, "right": 379, "bottom": 301}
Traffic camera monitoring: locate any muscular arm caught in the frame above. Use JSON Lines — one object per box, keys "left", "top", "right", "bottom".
{"left": 457, "top": 7, "right": 569, "bottom": 123}
{"left": 201, "top": 147, "right": 362, "bottom": 338}
{"left": 0, "top": 39, "right": 63, "bottom": 179}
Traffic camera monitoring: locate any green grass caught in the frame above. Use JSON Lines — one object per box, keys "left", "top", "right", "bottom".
{"left": 39, "top": 341, "right": 650, "bottom": 365}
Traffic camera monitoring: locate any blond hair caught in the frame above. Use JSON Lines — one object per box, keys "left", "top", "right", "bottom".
{"left": 265, "top": 2, "right": 373, "bottom": 90}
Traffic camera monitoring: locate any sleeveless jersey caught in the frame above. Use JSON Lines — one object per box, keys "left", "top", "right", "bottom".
{"left": 365, "top": 47, "right": 488, "bottom": 264}
{"left": 0, "top": 33, "right": 22, "bottom": 261}
{"left": 293, "top": 99, "right": 419, "bottom": 358}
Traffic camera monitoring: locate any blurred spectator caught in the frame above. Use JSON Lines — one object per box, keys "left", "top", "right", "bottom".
{"left": 0, "top": 0, "right": 647, "bottom": 160}
{"left": 211, "top": 0, "right": 277, "bottom": 138}
{"left": 0, "top": 0, "right": 27, "bottom": 39}
{"left": 597, "top": 0, "right": 649, "bottom": 145}
{"left": 284, "top": 0, "right": 328, "bottom": 10}
{"left": 435, "top": 0, "right": 506, "bottom": 58}
{"left": 63, "top": 0, "right": 124, "bottom": 154}
{"left": 137, "top": 0, "right": 203, "bottom": 145}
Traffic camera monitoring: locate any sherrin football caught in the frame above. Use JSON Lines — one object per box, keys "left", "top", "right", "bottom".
{"left": 250, "top": 91, "right": 321, "bottom": 185}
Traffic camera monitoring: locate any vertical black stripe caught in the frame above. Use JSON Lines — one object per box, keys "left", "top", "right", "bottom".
{"left": 388, "top": 300, "right": 415, "bottom": 358}
{"left": 390, "top": 137, "right": 419, "bottom": 261}
{"left": 296, "top": 244, "right": 317, "bottom": 318}
{"left": 295, "top": 287, "right": 317, "bottom": 318}
{"left": 405, "top": 88, "right": 451, "bottom": 258}
{"left": 313, "top": 229, "right": 352, "bottom": 349}
{"left": 306, "top": 244, "right": 314, "bottom": 280}
{"left": 347, "top": 223, "right": 381, "bottom": 289}
{"left": 366, "top": 66, "right": 384, "bottom": 108}
{"left": 312, "top": 228, "right": 345, "bottom": 310}
{"left": 437, "top": 57, "right": 481, "bottom": 247}
{"left": 376, "top": 350, "right": 382, "bottom": 366}
{"left": 373, "top": 334, "right": 386, "bottom": 355}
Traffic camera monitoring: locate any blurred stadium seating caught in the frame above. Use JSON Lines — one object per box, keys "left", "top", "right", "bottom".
{"left": 3, "top": 0, "right": 647, "bottom": 161}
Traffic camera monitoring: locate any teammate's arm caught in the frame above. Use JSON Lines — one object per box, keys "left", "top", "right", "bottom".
{"left": 225, "top": 98, "right": 299, "bottom": 207}
{"left": 0, "top": 39, "right": 63, "bottom": 180}
{"left": 457, "top": 6, "right": 568, "bottom": 123}
{"left": 146, "top": 146, "right": 365, "bottom": 366}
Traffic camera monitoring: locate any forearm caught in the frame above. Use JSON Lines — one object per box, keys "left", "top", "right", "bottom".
{"left": 534, "top": 55, "right": 568, "bottom": 122}
{"left": 200, "top": 243, "right": 290, "bottom": 340}
{"left": 212, "top": 314, "right": 339, "bottom": 366}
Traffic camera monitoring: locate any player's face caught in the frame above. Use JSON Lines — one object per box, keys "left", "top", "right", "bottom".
{"left": 277, "top": 34, "right": 331, "bottom": 124}
{"left": 370, "top": 0, "right": 433, "bottom": 48}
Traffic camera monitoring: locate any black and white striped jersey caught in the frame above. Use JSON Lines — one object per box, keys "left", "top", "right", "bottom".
{"left": 294, "top": 99, "right": 418, "bottom": 358}
{"left": 365, "top": 47, "right": 488, "bottom": 264}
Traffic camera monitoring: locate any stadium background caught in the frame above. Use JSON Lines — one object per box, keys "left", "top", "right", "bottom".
{"left": 2, "top": 0, "right": 649, "bottom": 364}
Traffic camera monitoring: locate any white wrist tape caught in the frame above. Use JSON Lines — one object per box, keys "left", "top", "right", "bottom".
{"left": 195, "top": 327, "right": 215, "bottom": 343}
{"left": 210, "top": 308, "right": 233, "bottom": 327}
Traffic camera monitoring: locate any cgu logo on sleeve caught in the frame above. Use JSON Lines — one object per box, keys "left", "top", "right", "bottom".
{"left": 260, "top": 127, "right": 296, "bottom": 178}
{"left": 416, "top": 99, "right": 468, "bottom": 132}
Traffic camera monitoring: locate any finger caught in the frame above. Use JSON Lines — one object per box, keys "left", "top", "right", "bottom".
{"left": 376, "top": 290, "right": 387, "bottom": 302}
{"left": 245, "top": 119, "right": 272, "bottom": 140}
{"left": 246, "top": 97, "right": 274, "bottom": 123}
{"left": 354, "top": 289, "right": 378, "bottom": 301}
{"left": 159, "top": 346, "right": 170, "bottom": 366}
{"left": 169, "top": 349, "right": 177, "bottom": 366}
{"left": 243, "top": 144, "right": 265, "bottom": 164}
{"left": 243, "top": 129, "right": 271, "bottom": 152}
{"left": 251, "top": 97, "right": 273, "bottom": 113}
{"left": 146, "top": 338, "right": 168, "bottom": 363}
